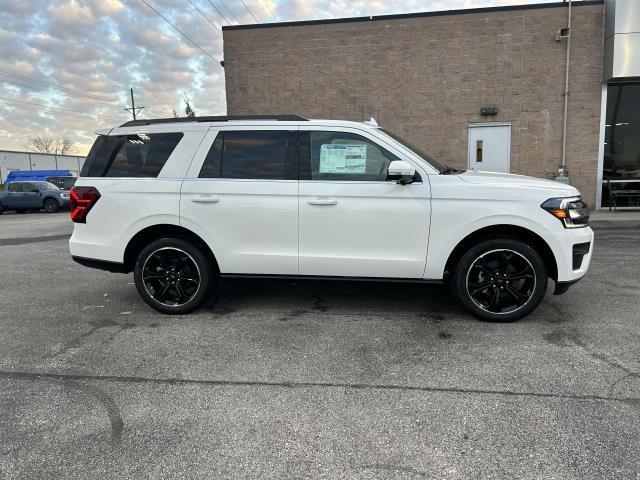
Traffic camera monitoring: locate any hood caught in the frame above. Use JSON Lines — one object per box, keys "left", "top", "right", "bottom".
{"left": 459, "top": 170, "right": 579, "bottom": 196}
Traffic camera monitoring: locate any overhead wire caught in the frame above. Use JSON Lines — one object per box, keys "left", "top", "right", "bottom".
{"left": 0, "top": 71, "right": 119, "bottom": 104}
{"left": 217, "top": 0, "right": 241, "bottom": 23}
{"left": 204, "top": 0, "right": 233, "bottom": 24}
{"left": 187, "top": 0, "right": 223, "bottom": 35}
{"left": 238, "top": 0, "right": 259, "bottom": 22}
{"left": 140, "top": 0, "right": 222, "bottom": 65}
{"left": 0, "top": 96, "right": 126, "bottom": 121}
{"left": 0, "top": 101, "right": 127, "bottom": 123}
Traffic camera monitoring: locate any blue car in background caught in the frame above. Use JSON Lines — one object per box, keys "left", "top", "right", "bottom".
{"left": 4, "top": 169, "right": 77, "bottom": 190}
{"left": 0, "top": 181, "right": 69, "bottom": 214}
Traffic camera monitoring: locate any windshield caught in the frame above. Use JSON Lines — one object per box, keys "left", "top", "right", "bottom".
{"left": 379, "top": 128, "right": 448, "bottom": 173}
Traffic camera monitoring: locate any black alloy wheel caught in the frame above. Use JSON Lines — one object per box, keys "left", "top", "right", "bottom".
{"left": 134, "top": 237, "right": 216, "bottom": 314}
{"left": 44, "top": 198, "right": 59, "bottom": 213}
{"left": 466, "top": 249, "right": 536, "bottom": 314}
{"left": 453, "top": 238, "right": 547, "bottom": 322}
{"left": 142, "top": 247, "right": 201, "bottom": 306}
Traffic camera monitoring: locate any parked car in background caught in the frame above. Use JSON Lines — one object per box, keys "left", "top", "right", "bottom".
{"left": 69, "top": 115, "right": 593, "bottom": 322}
{"left": 46, "top": 175, "right": 77, "bottom": 191}
{"left": 0, "top": 181, "right": 69, "bottom": 214}
{"left": 5, "top": 169, "right": 75, "bottom": 184}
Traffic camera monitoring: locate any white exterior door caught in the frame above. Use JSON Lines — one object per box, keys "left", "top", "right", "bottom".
{"left": 298, "top": 127, "right": 431, "bottom": 279}
{"left": 180, "top": 128, "right": 299, "bottom": 275}
{"left": 468, "top": 123, "right": 511, "bottom": 173}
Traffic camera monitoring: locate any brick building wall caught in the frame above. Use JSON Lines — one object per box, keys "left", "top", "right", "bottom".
{"left": 223, "top": 2, "right": 604, "bottom": 206}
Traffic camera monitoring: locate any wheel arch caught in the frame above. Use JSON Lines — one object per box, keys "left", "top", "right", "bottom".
{"left": 123, "top": 224, "right": 219, "bottom": 274}
{"left": 443, "top": 224, "right": 558, "bottom": 281}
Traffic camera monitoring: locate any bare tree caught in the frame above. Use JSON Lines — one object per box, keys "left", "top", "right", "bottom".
{"left": 26, "top": 135, "right": 75, "bottom": 155}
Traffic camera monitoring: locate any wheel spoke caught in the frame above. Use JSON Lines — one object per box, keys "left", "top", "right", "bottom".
{"left": 470, "top": 281, "right": 493, "bottom": 296}
{"left": 510, "top": 270, "right": 534, "bottom": 281}
{"left": 489, "top": 287, "right": 500, "bottom": 309}
{"left": 505, "top": 285, "right": 527, "bottom": 303}
{"left": 175, "top": 282, "right": 187, "bottom": 302}
{"left": 144, "top": 274, "right": 166, "bottom": 280}
{"left": 156, "top": 282, "right": 171, "bottom": 302}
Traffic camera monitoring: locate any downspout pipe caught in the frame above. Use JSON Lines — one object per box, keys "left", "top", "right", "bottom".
{"left": 560, "top": 0, "right": 572, "bottom": 176}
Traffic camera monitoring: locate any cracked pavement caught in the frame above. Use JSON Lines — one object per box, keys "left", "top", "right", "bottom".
{"left": 0, "top": 212, "right": 639, "bottom": 479}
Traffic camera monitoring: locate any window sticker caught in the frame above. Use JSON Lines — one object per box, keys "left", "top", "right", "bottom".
{"left": 319, "top": 144, "right": 367, "bottom": 174}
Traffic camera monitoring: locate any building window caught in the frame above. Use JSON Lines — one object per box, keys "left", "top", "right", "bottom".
{"left": 603, "top": 83, "right": 640, "bottom": 208}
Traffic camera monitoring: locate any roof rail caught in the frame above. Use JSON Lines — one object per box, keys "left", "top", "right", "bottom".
{"left": 119, "top": 114, "right": 308, "bottom": 127}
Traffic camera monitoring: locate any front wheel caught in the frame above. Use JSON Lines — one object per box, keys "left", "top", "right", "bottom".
{"left": 452, "top": 238, "right": 548, "bottom": 322}
{"left": 134, "top": 237, "right": 216, "bottom": 314}
{"left": 43, "top": 198, "right": 59, "bottom": 213}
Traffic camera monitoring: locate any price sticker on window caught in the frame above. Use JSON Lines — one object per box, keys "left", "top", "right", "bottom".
{"left": 319, "top": 144, "right": 367, "bottom": 174}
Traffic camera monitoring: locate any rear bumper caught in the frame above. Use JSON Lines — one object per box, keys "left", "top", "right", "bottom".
{"left": 72, "top": 255, "right": 128, "bottom": 273}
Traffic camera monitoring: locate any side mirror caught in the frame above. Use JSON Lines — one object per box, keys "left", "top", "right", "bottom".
{"left": 387, "top": 160, "right": 416, "bottom": 184}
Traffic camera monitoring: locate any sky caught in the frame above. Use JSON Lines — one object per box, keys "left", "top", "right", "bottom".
{"left": 0, "top": 0, "right": 559, "bottom": 155}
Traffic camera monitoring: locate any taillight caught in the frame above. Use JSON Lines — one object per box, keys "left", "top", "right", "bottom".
{"left": 70, "top": 186, "right": 100, "bottom": 223}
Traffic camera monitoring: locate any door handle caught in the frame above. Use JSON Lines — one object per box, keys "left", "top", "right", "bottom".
{"left": 191, "top": 195, "right": 220, "bottom": 204}
{"left": 307, "top": 197, "right": 337, "bottom": 206}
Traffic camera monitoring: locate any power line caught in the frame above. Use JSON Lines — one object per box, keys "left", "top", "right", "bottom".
{"left": 0, "top": 101, "right": 126, "bottom": 123}
{"left": 0, "top": 71, "right": 119, "bottom": 104}
{"left": 140, "top": 0, "right": 222, "bottom": 65}
{"left": 0, "top": 96, "right": 126, "bottom": 121}
{"left": 239, "top": 0, "right": 259, "bottom": 22}
{"left": 217, "top": 0, "right": 241, "bottom": 23}
{"left": 204, "top": 0, "right": 232, "bottom": 24}
{"left": 187, "top": 0, "right": 222, "bottom": 35}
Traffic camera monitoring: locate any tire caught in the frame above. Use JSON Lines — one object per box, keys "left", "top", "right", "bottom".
{"left": 15, "top": 209, "right": 26, "bottom": 214}
{"left": 134, "top": 237, "right": 217, "bottom": 314}
{"left": 452, "top": 238, "right": 548, "bottom": 322}
{"left": 43, "top": 198, "right": 59, "bottom": 213}
{"left": 0, "top": 204, "right": 4, "bottom": 215}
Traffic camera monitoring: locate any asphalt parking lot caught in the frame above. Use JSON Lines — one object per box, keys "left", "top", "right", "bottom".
{"left": 1, "top": 212, "right": 639, "bottom": 479}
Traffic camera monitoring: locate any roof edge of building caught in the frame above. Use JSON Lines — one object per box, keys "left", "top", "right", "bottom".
{"left": 222, "top": 0, "right": 604, "bottom": 31}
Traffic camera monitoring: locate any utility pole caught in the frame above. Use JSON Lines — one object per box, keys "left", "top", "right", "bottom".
{"left": 124, "top": 88, "right": 145, "bottom": 120}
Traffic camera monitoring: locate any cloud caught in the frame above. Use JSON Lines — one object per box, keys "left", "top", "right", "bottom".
{"left": 0, "top": 0, "right": 557, "bottom": 154}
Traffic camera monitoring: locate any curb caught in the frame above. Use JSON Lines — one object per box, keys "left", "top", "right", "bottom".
{"left": 590, "top": 222, "right": 640, "bottom": 230}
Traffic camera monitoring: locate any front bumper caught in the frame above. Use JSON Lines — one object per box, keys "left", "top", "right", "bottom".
{"left": 554, "top": 226, "right": 594, "bottom": 282}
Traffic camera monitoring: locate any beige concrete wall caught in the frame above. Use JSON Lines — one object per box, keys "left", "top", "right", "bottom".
{"left": 223, "top": 3, "right": 604, "bottom": 206}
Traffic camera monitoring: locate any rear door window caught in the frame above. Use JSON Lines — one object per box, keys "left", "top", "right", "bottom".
{"left": 81, "top": 133, "right": 183, "bottom": 177}
{"left": 199, "top": 130, "right": 296, "bottom": 180}
{"left": 7, "top": 183, "right": 22, "bottom": 192}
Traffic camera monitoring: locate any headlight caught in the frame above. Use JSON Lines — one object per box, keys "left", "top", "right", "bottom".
{"left": 541, "top": 196, "right": 589, "bottom": 228}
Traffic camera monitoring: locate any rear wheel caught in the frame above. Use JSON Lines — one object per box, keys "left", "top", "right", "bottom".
{"left": 452, "top": 238, "right": 547, "bottom": 322}
{"left": 15, "top": 209, "right": 26, "bottom": 214}
{"left": 0, "top": 204, "right": 3, "bottom": 215}
{"left": 43, "top": 198, "right": 59, "bottom": 213}
{"left": 134, "top": 237, "right": 216, "bottom": 314}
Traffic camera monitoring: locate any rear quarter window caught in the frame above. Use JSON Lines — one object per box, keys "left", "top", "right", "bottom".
{"left": 81, "top": 133, "right": 183, "bottom": 177}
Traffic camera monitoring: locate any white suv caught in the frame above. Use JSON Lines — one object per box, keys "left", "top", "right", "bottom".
{"left": 69, "top": 115, "right": 593, "bottom": 322}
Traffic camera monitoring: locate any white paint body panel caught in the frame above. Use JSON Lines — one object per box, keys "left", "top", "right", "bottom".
{"left": 180, "top": 127, "right": 298, "bottom": 274}
{"left": 70, "top": 118, "right": 593, "bottom": 286}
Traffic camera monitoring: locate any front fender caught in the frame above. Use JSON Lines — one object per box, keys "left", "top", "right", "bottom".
{"left": 424, "top": 210, "right": 564, "bottom": 279}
